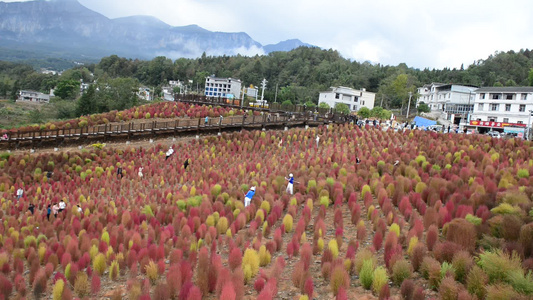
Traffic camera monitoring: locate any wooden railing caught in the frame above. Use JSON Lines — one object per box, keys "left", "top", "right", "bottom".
{"left": 0, "top": 112, "right": 339, "bottom": 149}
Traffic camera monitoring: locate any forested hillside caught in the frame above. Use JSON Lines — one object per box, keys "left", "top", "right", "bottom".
{"left": 1, "top": 47, "right": 533, "bottom": 109}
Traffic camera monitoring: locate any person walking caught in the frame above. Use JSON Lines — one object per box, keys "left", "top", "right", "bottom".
{"left": 205, "top": 116, "right": 209, "bottom": 126}
{"left": 183, "top": 158, "right": 190, "bottom": 170}
{"left": 47, "top": 205, "right": 51, "bottom": 220}
{"left": 165, "top": 146, "right": 174, "bottom": 160}
{"left": 28, "top": 203, "right": 35, "bottom": 215}
{"left": 316, "top": 135, "right": 320, "bottom": 148}
{"left": 138, "top": 167, "right": 143, "bottom": 178}
{"left": 52, "top": 203, "right": 59, "bottom": 218}
{"left": 16, "top": 187, "right": 23, "bottom": 200}
{"left": 285, "top": 173, "right": 300, "bottom": 195}
{"left": 447, "top": 125, "right": 451, "bottom": 133}
{"left": 117, "top": 166, "right": 123, "bottom": 179}
{"left": 58, "top": 199, "right": 66, "bottom": 213}
{"left": 244, "top": 186, "right": 256, "bottom": 207}
{"left": 219, "top": 115, "right": 223, "bottom": 125}
{"left": 77, "top": 205, "right": 82, "bottom": 214}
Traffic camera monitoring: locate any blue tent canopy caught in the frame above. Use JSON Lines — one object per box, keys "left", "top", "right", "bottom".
{"left": 413, "top": 116, "right": 437, "bottom": 128}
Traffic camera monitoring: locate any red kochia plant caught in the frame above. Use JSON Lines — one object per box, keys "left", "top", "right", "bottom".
{"left": 167, "top": 265, "right": 183, "bottom": 298}
{"left": 186, "top": 285, "right": 202, "bottom": 300}
{"left": 0, "top": 273, "right": 13, "bottom": 299}
{"left": 91, "top": 274, "right": 101, "bottom": 294}
{"left": 336, "top": 287, "right": 348, "bottom": 300}
{"left": 254, "top": 277, "right": 265, "bottom": 293}
{"left": 373, "top": 231, "right": 383, "bottom": 251}
{"left": 304, "top": 278, "right": 314, "bottom": 297}
{"left": 426, "top": 224, "right": 438, "bottom": 251}
{"left": 334, "top": 208, "right": 343, "bottom": 228}
{"left": 153, "top": 283, "right": 171, "bottom": 300}
{"left": 445, "top": 218, "right": 476, "bottom": 252}
{"left": 401, "top": 279, "right": 415, "bottom": 300}
{"left": 291, "top": 260, "right": 309, "bottom": 293}
{"left": 228, "top": 248, "right": 242, "bottom": 271}
{"left": 220, "top": 282, "right": 236, "bottom": 300}
{"left": 196, "top": 247, "right": 209, "bottom": 294}
{"left": 300, "top": 243, "right": 312, "bottom": 270}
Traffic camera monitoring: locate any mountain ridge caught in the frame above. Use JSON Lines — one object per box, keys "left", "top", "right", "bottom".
{"left": 0, "top": 0, "right": 315, "bottom": 62}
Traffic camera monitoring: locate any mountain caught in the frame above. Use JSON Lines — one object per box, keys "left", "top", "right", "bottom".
{"left": 0, "top": 0, "right": 315, "bottom": 64}
{"left": 264, "top": 39, "right": 315, "bottom": 53}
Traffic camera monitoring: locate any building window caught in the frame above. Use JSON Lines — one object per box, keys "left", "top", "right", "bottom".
{"left": 521, "top": 93, "right": 527, "bottom": 100}
{"left": 335, "top": 93, "right": 340, "bottom": 99}
{"left": 490, "top": 104, "right": 499, "bottom": 111}
{"left": 478, "top": 103, "right": 483, "bottom": 111}
{"left": 520, "top": 105, "right": 526, "bottom": 112}
{"left": 505, "top": 94, "right": 514, "bottom": 100}
{"left": 353, "top": 105, "right": 357, "bottom": 110}
{"left": 505, "top": 104, "right": 511, "bottom": 111}
{"left": 518, "top": 121, "right": 524, "bottom": 124}
{"left": 491, "top": 94, "right": 500, "bottom": 100}
{"left": 480, "top": 93, "right": 485, "bottom": 99}
{"left": 503, "top": 118, "right": 509, "bottom": 123}
{"left": 488, "top": 117, "right": 497, "bottom": 122}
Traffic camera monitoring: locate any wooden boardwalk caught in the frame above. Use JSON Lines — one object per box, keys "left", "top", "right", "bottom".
{"left": 0, "top": 111, "right": 340, "bottom": 150}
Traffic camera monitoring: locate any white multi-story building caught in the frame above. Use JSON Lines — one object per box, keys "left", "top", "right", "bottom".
{"left": 469, "top": 87, "right": 533, "bottom": 134}
{"left": 318, "top": 86, "right": 375, "bottom": 112}
{"left": 417, "top": 83, "right": 477, "bottom": 123}
{"left": 204, "top": 76, "right": 242, "bottom": 99}
{"left": 18, "top": 90, "right": 50, "bottom": 103}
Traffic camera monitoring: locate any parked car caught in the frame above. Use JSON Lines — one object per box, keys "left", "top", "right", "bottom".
{"left": 486, "top": 131, "right": 502, "bottom": 138}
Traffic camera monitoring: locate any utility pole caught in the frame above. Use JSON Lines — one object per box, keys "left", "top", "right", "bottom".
{"left": 241, "top": 85, "right": 245, "bottom": 108}
{"left": 274, "top": 83, "right": 278, "bottom": 103}
{"left": 406, "top": 92, "right": 413, "bottom": 118}
{"left": 528, "top": 110, "right": 533, "bottom": 140}
{"left": 380, "top": 94, "right": 384, "bottom": 107}
{"left": 260, "top": 78, "right": 267, "bottom": 102}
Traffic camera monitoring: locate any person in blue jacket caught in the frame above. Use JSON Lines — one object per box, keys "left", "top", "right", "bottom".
{"left": 244, "top": 186, "right": 256, "bottom": 207}
{"left": 285, "top": 173, "right": 300, "bottom": 195}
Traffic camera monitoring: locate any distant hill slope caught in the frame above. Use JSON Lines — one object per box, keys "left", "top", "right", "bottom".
{"left": 0, "top": 0, "right": 316, "bottom": 63}
{"left": 264, "top": 39, "right": 316, "bottom": 53}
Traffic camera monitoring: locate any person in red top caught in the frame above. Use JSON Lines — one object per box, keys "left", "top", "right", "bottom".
{"left": 52, "top": 203, "right": 59, "bottom": 218}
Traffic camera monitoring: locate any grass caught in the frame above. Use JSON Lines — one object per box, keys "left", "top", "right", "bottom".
{"left": 0, "top": 99, "right": 58, "bottom": 129}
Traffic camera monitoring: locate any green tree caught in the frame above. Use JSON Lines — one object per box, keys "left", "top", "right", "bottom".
{"left": 357, "top": 107, "right": 371, "bottom": 118}
{"left": 54, "top": 80, "right": 80, "bottom": 100}
{"left": 281, "top": 99, "right": 293, "bottom": 110}
{"left": 528, "top": 68, "right": 533, "bottom": 86}
{"left": 76, "top": 85, "right": 98, "bottom": 116}
{"left": 55, "top": 100, "right": 76, "bottom": 119}
{"left": 97, "top": 77, "right": 140, "bottom": 112}
{"left": 334, "top": 103, "right": 350, "bottom": 115}
{"left": 318, "top": 102, "right": 330, "bottom": 109}
{"left": 29, "top": 109, "right": 44, "bottom": 124}
{"left": 304, "top": 100, "right": 316, "bottom": 109}
{"left": 417, "top": 102, "right": 430, "bottom": 113}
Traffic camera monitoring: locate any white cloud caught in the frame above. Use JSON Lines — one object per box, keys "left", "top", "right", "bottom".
{"left": 4, "top": 0, "right": 533, "bottom": 69}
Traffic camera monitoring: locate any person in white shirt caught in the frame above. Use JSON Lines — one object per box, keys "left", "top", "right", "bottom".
{"left": 165, "top": 146, "right": 174, "bottom": 160}
{"left": 58, "top": 200, "right": 66, "bottom": 212}
{"left": 138, "top": 167, "right": 143, "bottom": 178}
{"left": 77, "top": 205, "right": 82, "bottom": 214}
{"left": 316, "top": 135, "right": 320, "bottom": 148}
{"left": 16, "top": 188, "right": 23, "bottom": 200}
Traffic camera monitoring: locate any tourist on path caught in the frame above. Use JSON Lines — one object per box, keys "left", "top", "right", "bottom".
{"left": 285, "top": 173, "right": 300, "bottom": 195}
{"left": 165, "top": 146, "right": 174, "bottom": 160}
{"left": 16, "top": 188, "right": 23, "bottom": 200}
{"left": 244, "top": 186, "right": 256, "bottom": 207}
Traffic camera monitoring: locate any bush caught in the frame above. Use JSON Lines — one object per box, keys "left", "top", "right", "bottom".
{"left": 372, "top": 266, "right": 388, "bottom": 296}
{"left": 145, "top": 260, "right": 159, "bottom": 285}
{"left": 283, "top": 214, "right": 294, "bottom": 233}
{"left": 392, "top": 259, "right": 412, "bottom": 286}
{"left": 360, "top": 259, "right": 374, "bottom": 290}
{"left": 439, "top": 277, "right": 459, "bottom": 300}
{"left": 153, "top": 283, "right": 171, "bottom": 300}
{"left": 452, "top": 251, "right": 473, "bottom": 283}
{"left": 53, "top": 279, "right": 65, "bottom": 300}
{"left": 109, "top": 260, "right": 119, "bottom": 281}
{"left": 91, "top": 275, "right": 101, "bottom": 294}
{"left": 466, "top": 266, "right": 488, "bottom": 299}
{"left": 477, "top": 250, "right": 523, "bottom": 283}
{"left": 259, "top": 245, "right": 271, "bottom": 267}
{"left": 93, "top": 253, "right": 107, "bottom": 276}
{"left": 242, "top": 248, "right": 260, "bottom": 283}
{"left": 220, "top": 282, "right": 236, "bottom": 300}
{"left": 330, "top": 265, "right": 349, "bottom": 296}
{"left": 485, "top": 283, "right": 520, "bottom": 300}
{"left": 426, "top": 225, "right": 438, "bottom": 251}
{"left": 355, "top": 248, "right": 376, "bottom": 274}
{"left": 501, "top": 214, "right": 523, "bottom": 241}
{"left": 401, "top": 279, "right": 415, "bottom": 300}
{"left": 328, "top": 239, "right": 339, "bottom": 259}
{"left": 410, "top": 243, "right": 426, "bottom": 272}
{"left": 217, "top": 217, "right": 229, "bottom": 234}
{"left": 446, "top": 218, "right": 476, "bottom": 252}
{"left": 74, "top": 272, "right": 90, "bottom": 298}
{"left": 228, "top": 248, "right": 242, "bottom": 271}
{"left": 520, "top": 223, "right": 533, "bottom": 257}
{"left": 507, "top": 269, "right": 533, "bottom": 295}
{"left": 517, "top": 169, "right": 529, "bottom": 178}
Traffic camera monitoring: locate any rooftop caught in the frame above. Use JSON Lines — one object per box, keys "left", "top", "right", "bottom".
{"left": 475, "top": 87, "right": 533, "bottom": 93}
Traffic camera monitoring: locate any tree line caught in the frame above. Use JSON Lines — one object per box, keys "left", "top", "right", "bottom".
{"left": 1, "top": 47, "right": 533, "bottom": 118}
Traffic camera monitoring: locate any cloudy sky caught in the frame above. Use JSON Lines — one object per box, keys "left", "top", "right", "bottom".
{"left": 8, "top": 0, "right": 533, "bottom": 69}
